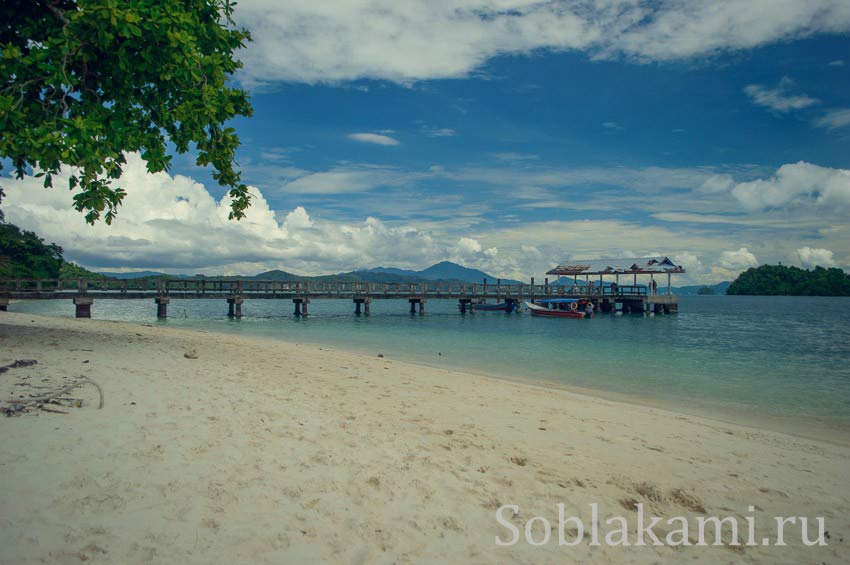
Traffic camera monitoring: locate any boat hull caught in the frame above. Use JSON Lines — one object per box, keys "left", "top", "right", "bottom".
{"left": 524, "top": 301, "right": 588, "bottom": 318}
{"left": 470, "top": 303, "right": 510, "bottom": 311}
{"left": 529, "top": 308, "right": 586, "bottom": 318}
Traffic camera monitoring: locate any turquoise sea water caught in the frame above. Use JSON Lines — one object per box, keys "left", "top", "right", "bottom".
{"left": 11, "top": 296, "right": 850, "bottom": 440}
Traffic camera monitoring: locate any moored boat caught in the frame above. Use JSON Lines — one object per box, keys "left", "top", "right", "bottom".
{"left": 470, "top": 301, "right": 510, "bottom": 311}
{"left": 525, "top": 299, "right": 591, "bottom": 318}
{"left": 468, "top": 299, "right": 520, "bottom": 312}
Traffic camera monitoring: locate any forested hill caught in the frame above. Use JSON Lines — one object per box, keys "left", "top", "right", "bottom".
{"left": 0, "top": 223, "right": 104, "bottom": 280}
{"left": 727, "top": 265, "right": 850, "bottom": 296}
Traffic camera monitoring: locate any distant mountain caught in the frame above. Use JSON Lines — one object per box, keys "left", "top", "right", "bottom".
{"left": 338, "top": 261, "right": 523, "bottom": 285}
{"left": 334, "top": 268, "right": 426, "bottom": 284}
{"left": 94, "top": 262, "right": 521, "bottom": 285}
{"left": 417, "top": 261, "right": 523, "bottom": 284}
{"left": 252, "top": 269, "right": 301, "bottom": 281}
{"left": 359, "top": 266, "right": 422, "bottom": 278}
{"left": 98, "top": 270, "right": 174, "bottom": 279}
{"left": 60, "top": 262, "right": 110, "bottom": 280}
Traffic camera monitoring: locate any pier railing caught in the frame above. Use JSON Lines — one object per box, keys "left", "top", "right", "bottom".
{"left": 0, "top": 278, "right": 652, "bottom": 299}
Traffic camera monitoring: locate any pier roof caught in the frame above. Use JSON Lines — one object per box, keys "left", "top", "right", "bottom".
{"left": 546, "top": 256, "right": 685, "bottom": 276}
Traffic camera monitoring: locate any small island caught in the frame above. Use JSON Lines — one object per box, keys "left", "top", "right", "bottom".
{"left": 727, "top": 264, "right": 850, "bottom": 296}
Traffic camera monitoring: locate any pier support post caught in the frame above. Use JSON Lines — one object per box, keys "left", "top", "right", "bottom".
{"left": 458, "top": 298, "right": 472, "bottom": 313}
{"left": 408, "top": 298, "right": 425, "bottom": 315}
{"left": 155, "top": 296, "right": 170, "bottom": 319}
{"left": 227, "top": 296, "right": 243, "bottom": 318}
{"left": 293, "top": 297, "right": 309, "bottom": 317}
{"left": 0, "top": 297, "right": 8, "bottom": 312}
{"left": 354, "top": 297, "right": 371, "bottom": 316}
{"left": 73, "top": 297, "right": 93, "bottom": 318}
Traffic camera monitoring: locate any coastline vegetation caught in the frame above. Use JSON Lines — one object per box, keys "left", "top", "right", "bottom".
{"left": 0, "top": 222, "right": 103, "bottom": 280}
{"left": 727, "top": 264, "right": 850, "bottom": 296}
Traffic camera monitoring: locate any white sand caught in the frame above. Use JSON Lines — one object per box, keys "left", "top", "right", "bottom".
{"left": 1, "top": 312, "right": 848, "bottom": 563}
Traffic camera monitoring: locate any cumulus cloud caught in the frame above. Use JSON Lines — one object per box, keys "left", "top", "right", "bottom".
{"left": 797, "top": 247, "right": 836, "bottom": 268}
{"left": 744, "top": 79, "right": 819, "bottom": 112}
{"left": 452, "top": 237, "right": 498, "bottom": 264}
{"left": 718, "top": 247, "right": 759, "bottom": 270}
{"left": 814, "top": 108, "right": 850, "bottom": 129}
{"left": 348, "top": 133, "right": 400, "bottom": 146}
{"left": 234, "top": 1, "right": 850, "bottom": 85}
{"left": 730, "top": 162, "right": 850, "bottom": 210}
{"left": 699, "top": 174, "right": 735, "bottom": 193}
{"left": 0, "top": 154, "right": 456, "bottom": 274}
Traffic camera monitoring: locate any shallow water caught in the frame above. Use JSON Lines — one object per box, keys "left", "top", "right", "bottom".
{"left": 11, "top": 295, "right": 850, "bottom": 439}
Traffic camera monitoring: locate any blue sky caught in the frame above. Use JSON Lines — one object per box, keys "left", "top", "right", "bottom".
{"left": 6, "top": 1, "right": 850, "bottom": 282}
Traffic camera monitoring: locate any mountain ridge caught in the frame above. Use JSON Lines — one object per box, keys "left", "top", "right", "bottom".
{"left": 97, "top": 261, "right": 525, "bottom": 285}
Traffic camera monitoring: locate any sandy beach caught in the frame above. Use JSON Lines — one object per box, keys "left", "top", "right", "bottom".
{"left": 1, "top": 312, "right": 848, "bottom": 563}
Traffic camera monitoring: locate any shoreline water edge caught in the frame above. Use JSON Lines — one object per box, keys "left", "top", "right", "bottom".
{"left": 7, "top": 296, "right": 850, "bottom": 445}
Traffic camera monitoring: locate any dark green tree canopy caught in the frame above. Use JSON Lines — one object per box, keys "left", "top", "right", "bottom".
{"left": 727, "top": 264, "right": 850, "bottom": 296}
{"left": 0, "top": 222, "right": 63, "bottom": 278}
{"left": 0, "top": 0, "right": 253, "bottom": 224}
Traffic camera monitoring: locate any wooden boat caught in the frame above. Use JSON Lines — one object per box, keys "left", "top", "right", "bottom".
{"left": 470, "top": 301, "right": 511, "bottom": 312}
{"left": 524, "top": 299, "right": 591, "bottom": 318}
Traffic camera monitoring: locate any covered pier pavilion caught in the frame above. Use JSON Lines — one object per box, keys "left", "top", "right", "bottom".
{"left": 545, "top": 256, "right": 686, "bottom": 314}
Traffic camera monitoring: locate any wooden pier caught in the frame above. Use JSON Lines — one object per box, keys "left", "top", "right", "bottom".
{"left": 0, "top": 277, "right": 678, "bottom": 318}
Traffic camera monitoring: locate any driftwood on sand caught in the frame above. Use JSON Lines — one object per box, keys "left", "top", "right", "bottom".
{"left": 0, "top": 359, "right": 104, "bottom": 416}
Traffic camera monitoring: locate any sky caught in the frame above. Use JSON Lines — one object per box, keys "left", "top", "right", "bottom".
{"left": 4, "top": 0, "right": 850, "bottom": 283}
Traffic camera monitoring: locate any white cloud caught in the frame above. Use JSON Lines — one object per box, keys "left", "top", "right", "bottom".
{"left": 451, "top": 237, "right": 498, "bottom": 264}
{"left": 718, "top": 247, "right": 759, "bottom": 270}
{"left": 280, "top": 165, "right": 416, "bottom": 194}
{"left": 4, "top": 154, "right": 847, "bottom": 283}
{"left": 828, "top": 59, "right": 845, "bottom": 66}
{"left": 606, "top": 1, "right": 850, "bottom": 61}
{"left": 730, "top": 161, "right": 850, "bottom": 210}
{"left": 814, "top": 108, "right": 850, "bottom": 129}
{"left": 602, "top": 121, "right": 624, "bottom": 130}
{"left": 422, "top": 127, "right": 456, "bottom": 138}
{"left": 282, "top": 206, "right": 314, "bottom": 230}
{"left": 0, "top": 154, "right": 447, "bottom": 274}
{"left": 673, "top": 252, "right": 708, "bottom": 278}
{"left": 744, "top": 79, "right": 819, "bottom": 112}
{"left": 796, "top": 247, "right": 836, "bottom": 268}
{"left": 236, "top": 1, "right": 597, "bottom": 85}
{"left": 348, "top": 132, "right": 400, "bottom": 146}
{"left": 699, "top": 174, "right": 734, "bottom": 193}
{"left": 235, "top": 1, "right": 850, "bottom": 85}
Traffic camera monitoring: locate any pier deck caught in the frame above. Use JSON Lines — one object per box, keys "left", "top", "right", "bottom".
{"left": 0, "top": 279, "right": 678, "bottom": 317}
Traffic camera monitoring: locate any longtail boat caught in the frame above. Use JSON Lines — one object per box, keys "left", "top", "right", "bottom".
{"left": 524, "top": 299, "right": 591, "bottom": 319}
